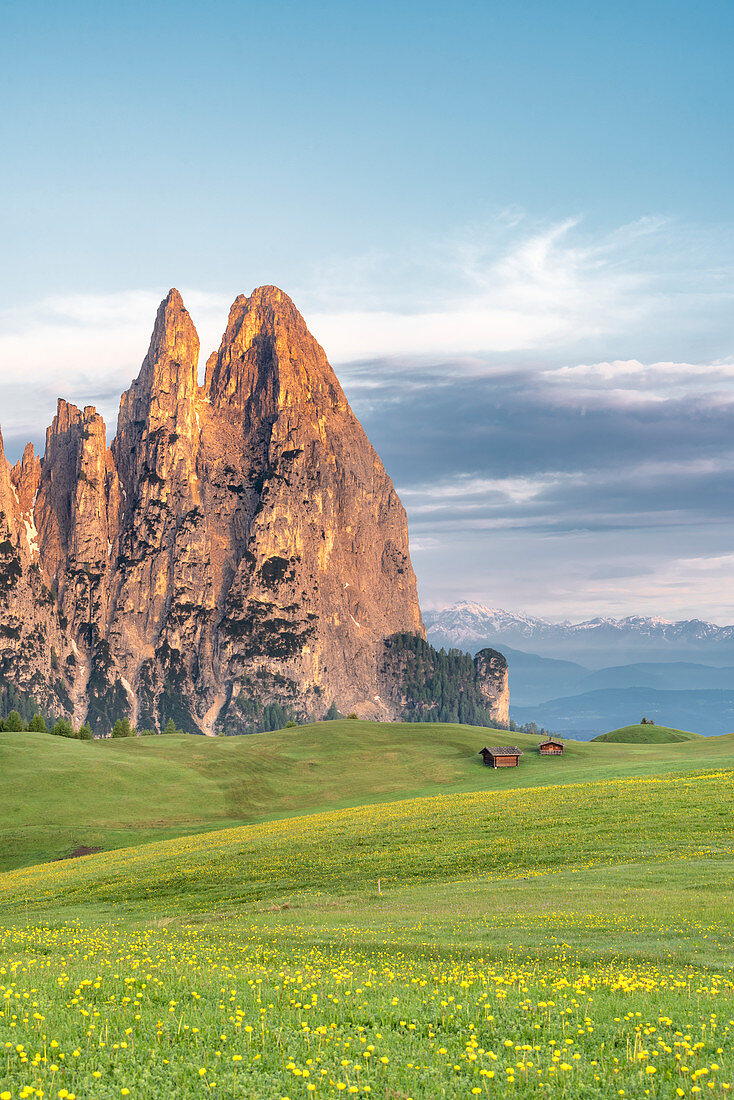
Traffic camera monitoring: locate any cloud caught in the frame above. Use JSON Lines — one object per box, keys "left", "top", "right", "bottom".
{"left": 305, "top": 217, "right": 659, "bottom": 360}
{"left": 400, "top": 472, "right": 583, "bottom": 515}
{"left": 541, "top": 357, "right": 734, "bottom": 407}
{"left": 559, "top": 551, "right": 734, "bottom": 623}
{"left": 1, "top": 212, "right": 732, "bottom": 450}
{"left": 3, "top": 211, "right": 729, "bottom": 427}
{"left": 1, "top": 212, "right": 733, "bottom": 622}
{"left": 304, "top": 213, "right": 734, "bottom": 364}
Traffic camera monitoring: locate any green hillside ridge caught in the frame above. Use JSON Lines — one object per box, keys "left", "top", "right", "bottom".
{"left": 2, "top": 718, "right": 734, "bottom": 872}
{"left": 592, "top": 722, "right": 703, "bottom": 743}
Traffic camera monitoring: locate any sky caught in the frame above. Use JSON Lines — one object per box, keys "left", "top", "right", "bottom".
{"left": 1, "top": 0, "right": 733, "bottom": 621}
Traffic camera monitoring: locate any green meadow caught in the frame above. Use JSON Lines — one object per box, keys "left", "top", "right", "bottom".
{"left": 3, "top": 720, "right": 734, "bottom": 870}
{"left": 1, "top": 722, "right": 734, "bottom": 1098}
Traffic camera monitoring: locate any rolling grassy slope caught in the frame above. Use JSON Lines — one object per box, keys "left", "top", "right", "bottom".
{"left": 4, "top": 720, "right": 734, "bottom": 871}
{"left": 3, "top": 767, "right": 732, "bottom": 922}
{"left": 592, "top": 722, "right": 702, "bottom": 743}
{"left": 1, "top": 764, "right": 734, "bottom": 1098}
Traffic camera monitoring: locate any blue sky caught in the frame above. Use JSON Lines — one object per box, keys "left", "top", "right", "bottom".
{"left": 2, "top": 0, "right": 734, "bottom": 620}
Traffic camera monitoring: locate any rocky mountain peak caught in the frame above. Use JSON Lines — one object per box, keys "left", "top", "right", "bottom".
{"left": 0, "top": 285, "right": 468, "bottom": 735}
{"left": 147, "top": 288, "right": 199, "bottom": 382}
{"left": 204, "top": 285, "right": 345, "bottom": 418}
{"left": 0, "top": 426, "right": 73, "bottom": 719}
{"left": 474, "top": 648, "right": 510, "bottom": 726}
{"left": 113, "top": 289, "right": 200, "bottom": 505}
{"left": 116, "top": 288, "right": 199, "bottom": 431}
{"left": 0, "top": 428, "right": 19, "bottom": 531}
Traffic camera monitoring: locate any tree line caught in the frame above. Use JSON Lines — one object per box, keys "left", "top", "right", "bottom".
{"left": 383, "top": 633, "right": 505, "bottom": 728}
{"left": 508, "top": 719, "right": 559, "bottom": 738}
{"left": 0, "top": 711, "right": 185, "bottom": 738}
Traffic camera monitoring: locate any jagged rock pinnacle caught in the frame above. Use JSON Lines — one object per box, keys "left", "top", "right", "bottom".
{"left": 0, "top": 286, "right": 432, "bottom": 734}
{"left": 204, "top": 285, "right": 345, "bottom": 416}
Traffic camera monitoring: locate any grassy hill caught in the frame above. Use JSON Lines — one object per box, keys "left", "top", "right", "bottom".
{"left": 3, "top": 767, "right": 731, "bottom": 922}
{"left": 3, "top": 719, "right": 734, "bottom": 871}
{"left": 1, "top": 760, "right": 733, "bottom": 1098}
{"left": 591, "top": 722, "right": 702, "bottom": 743}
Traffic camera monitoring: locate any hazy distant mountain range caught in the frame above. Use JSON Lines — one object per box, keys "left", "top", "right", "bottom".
{"left": 424, "top": 602, "right": 734, "bottom": 665}
{"left": 512, "top": 687, "right": 734, "bottom": 740}
{"left": 425, "top": 603, "right": 734, "bottom": 738}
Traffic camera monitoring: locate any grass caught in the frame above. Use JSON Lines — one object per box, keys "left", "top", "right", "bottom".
{"left": 1, "top": 724, "right": 734, "bottom": 1097}
{"left": 3, "top": 720, "right": 734, "bottom": 871}
{"left": 2, "top": 767, "right": 733, "bottom": 921}
{"left": 591, "top": 723, "right": 703, "bottom": 744}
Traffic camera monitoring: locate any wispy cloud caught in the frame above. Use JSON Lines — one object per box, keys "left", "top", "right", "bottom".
{"left": 306, "top": 216, "right": 659, "bottom": 359}
{"left": 304, "top": 213, "right": 733, "bottom": 363}
{"left": 400, "top": 472, "right": 581, "bottom": 514}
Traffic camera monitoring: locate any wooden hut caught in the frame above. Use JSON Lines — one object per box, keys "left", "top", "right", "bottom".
{"left": 539, "top": 738, "right": 564, "bottom": 755}
{"left": 479, "top": 745, "right": 523, "bottom": 768}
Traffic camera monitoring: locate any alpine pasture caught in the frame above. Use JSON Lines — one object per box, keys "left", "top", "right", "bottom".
{"left": 2, "top": 722, "right": 734, "bottom": 1099}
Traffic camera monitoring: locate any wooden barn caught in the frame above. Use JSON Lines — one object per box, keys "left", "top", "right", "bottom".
{"left": 539, "top": 738, "right": 564, "bottom": 755}
{"left": 479, "top": 745, "right": 523, "bottom": 768}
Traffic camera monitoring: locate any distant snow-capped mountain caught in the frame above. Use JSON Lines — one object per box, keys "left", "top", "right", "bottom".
{"left": 422, "top": 602, "right": 552, "bottom": 645}
{"left": 424, "top": 602, "right": 734, "bottom": 666}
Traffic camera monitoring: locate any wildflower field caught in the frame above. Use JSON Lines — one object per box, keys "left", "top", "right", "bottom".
{"left": 2, "top": 735, "right": 734, "bottom": 1098}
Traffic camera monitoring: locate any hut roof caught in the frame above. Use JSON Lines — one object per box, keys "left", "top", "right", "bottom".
{"left": 479, "top": 745, "right": 523, "bottom": 757}
{"left": 539, "top": 738, "right": 563, "bottom": 746}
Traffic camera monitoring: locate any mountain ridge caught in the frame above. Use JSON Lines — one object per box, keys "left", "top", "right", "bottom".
{"left": 0, "top": 289, "right": 512, "bottom": 735}
{"left": 426, "top": 601, "right": 734, "bottom": 664}
{"left": 513, "top": 686, "right": 734, "bottom": 739}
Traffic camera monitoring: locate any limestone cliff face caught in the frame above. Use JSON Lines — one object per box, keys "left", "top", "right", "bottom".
{"left": 107, "top": 289, "right": 208, "bottom": 730}
{"left": 0, "top": 430, "right": 73, "bottom": 717}
{"left": 0, "top": 288, "right": 432, "bottom": 733}
{"left": 199, "top": 287, "right": 424, "bottom": 730}
{"left": 474, "top": 648, "right": 510, "bottom": 728}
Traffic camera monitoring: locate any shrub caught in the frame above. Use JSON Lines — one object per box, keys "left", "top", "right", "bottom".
{"left": 51, "top": 719, "right": 74, "bottom": 738}
{"left": 77, "top": 722, "right": 93, "bottom": 741}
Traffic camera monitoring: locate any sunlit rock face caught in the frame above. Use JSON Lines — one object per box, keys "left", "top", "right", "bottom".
{"left": 0, "top": 429, "right": 73, "bottom": 719}
{"left": 0, "top": 288, "right": 426, "bottom": 734}
{"left": 474, "top": 648, "right": 510, "bottom": 728}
